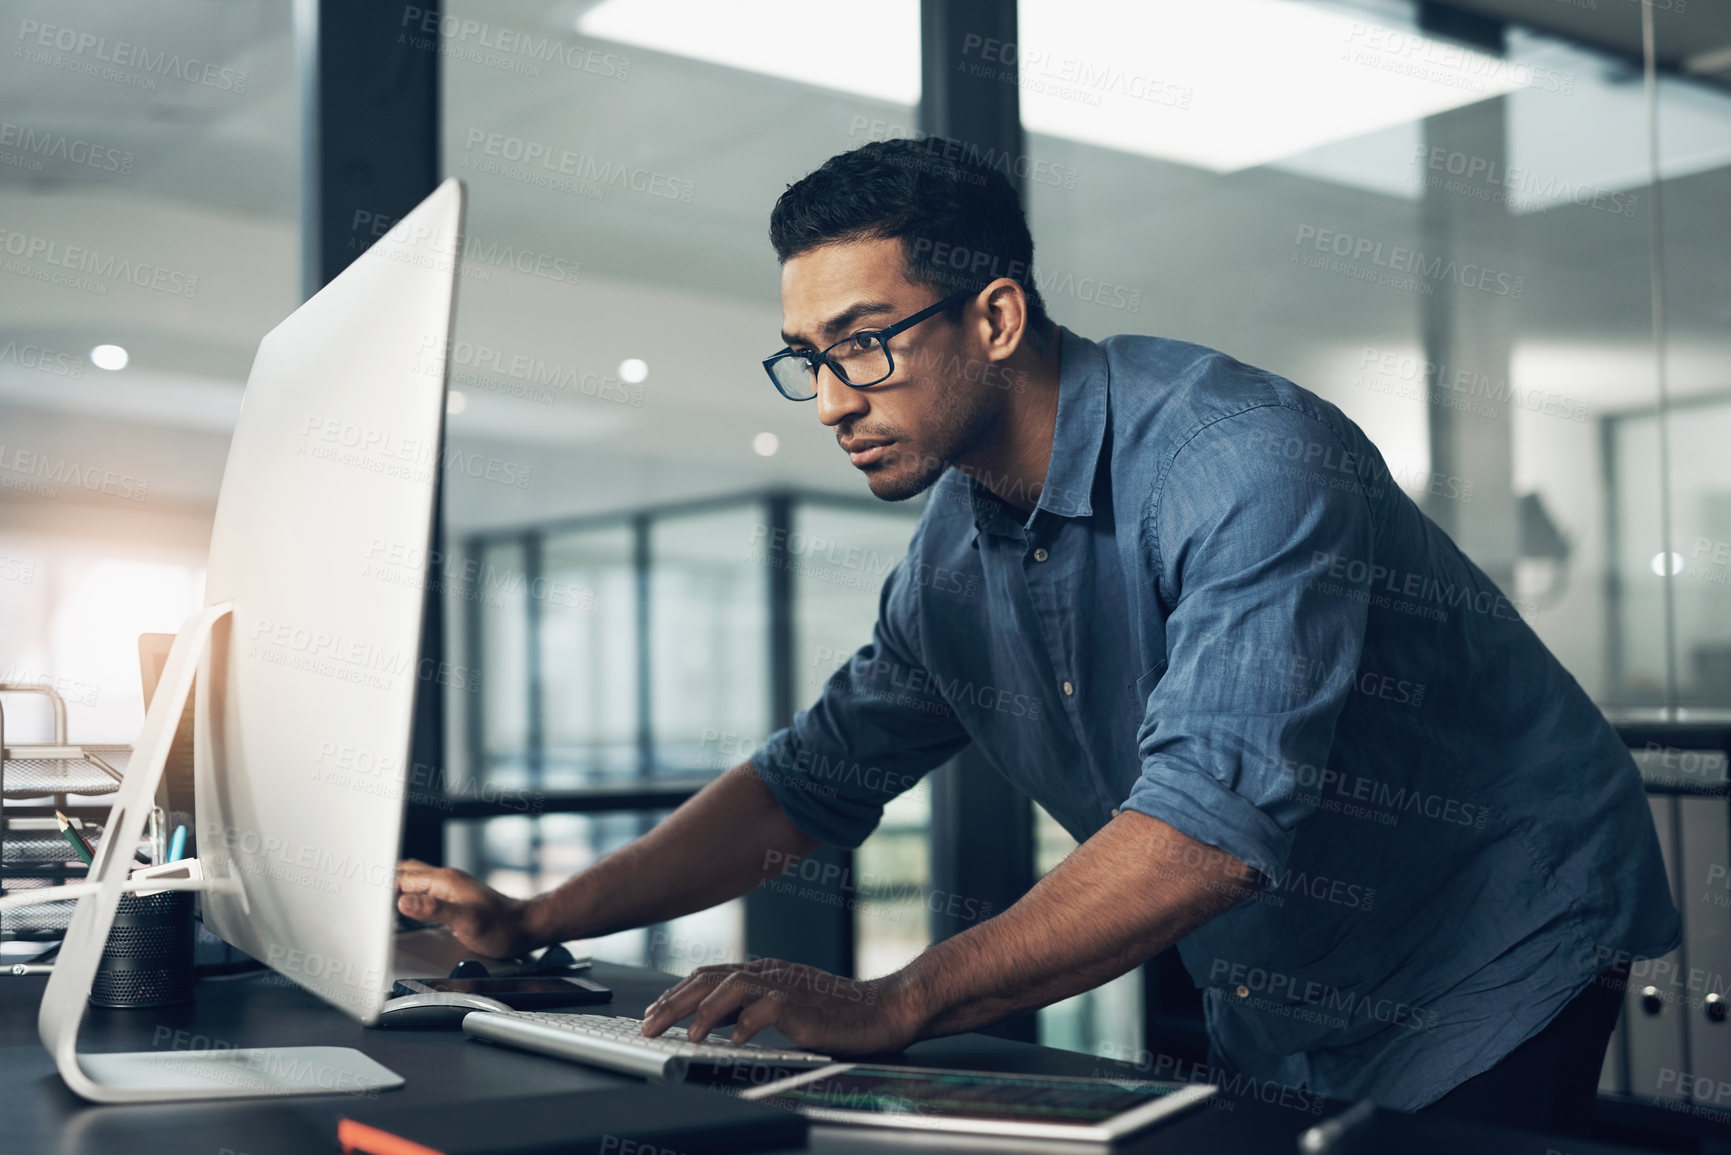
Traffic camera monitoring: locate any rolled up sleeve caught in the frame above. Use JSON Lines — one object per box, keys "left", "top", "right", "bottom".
{"left": 1121, "top": 407, "right": 1373, "bottom": 883}
{"left": 751, "top": 558, "right": 971, "bottom": 848}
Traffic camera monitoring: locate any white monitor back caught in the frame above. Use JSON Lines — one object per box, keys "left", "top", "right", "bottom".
{"left": 195, "top": 178, "right": 463, "bottom": 1023}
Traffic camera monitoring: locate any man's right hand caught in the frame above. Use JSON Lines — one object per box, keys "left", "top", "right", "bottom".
{"left": 396, "top": 859, "right": 539, "bottom": 959}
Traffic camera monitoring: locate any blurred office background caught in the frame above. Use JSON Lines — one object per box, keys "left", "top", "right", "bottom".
{"left": 0, "top": 0, "right": 1728, "bottom": 1119}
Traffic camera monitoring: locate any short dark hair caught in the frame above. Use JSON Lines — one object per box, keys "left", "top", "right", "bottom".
{"left": 769, "top": 138, "right": 1051, "bottom": 333}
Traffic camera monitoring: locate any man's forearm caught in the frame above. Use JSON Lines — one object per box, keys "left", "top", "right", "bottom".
{"left": 521, "top": 761, "right": 818, "bottom": 946}
{"left": 891, "top": 810, "right": 1257, "bottom": 1039}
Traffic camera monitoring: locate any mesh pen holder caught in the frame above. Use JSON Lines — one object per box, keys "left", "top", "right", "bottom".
{"left": 89, "top": 890, "right": 194, "bottom": 1008}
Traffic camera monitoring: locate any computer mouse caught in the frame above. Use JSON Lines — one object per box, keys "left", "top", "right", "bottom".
{"left": 448, "top": 959, "right": 491, "bottom": 979}
{"left": 372, "top": 992, "right": 513, "bottom": 1029}
{"left": 532, "top": 943, "right": 591, "bottom": 973}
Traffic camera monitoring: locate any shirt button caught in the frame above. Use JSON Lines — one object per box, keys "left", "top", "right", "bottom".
{"left": 1236, "top": 985, "right": 1250, "bottom": 999}
{"left": 1110, "top": 807, "right": 1121, "bottom": 818}
{"left": 1062, "top": 680, "right": 1074, "bottom": 696}
{"left": 1033, "top": 547, "right": 1049, "bottom": 562}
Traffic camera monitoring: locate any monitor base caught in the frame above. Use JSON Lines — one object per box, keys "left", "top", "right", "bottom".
{"left": 77, "top": 1046, "right": 404, "bottom": 1100}
{"left": 34, "top": 602, "right": 399, "bottom": 1103}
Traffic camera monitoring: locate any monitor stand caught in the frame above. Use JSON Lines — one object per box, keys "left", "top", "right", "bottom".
{"left": 34, "top": 602, "right": 404, "bottom": 1102}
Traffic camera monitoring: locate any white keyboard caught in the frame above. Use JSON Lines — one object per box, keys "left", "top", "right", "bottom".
{"left": 461, "top": 1012, "right": 832, "bottom": 1084}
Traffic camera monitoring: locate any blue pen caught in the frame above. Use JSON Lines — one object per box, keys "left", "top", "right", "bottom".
{"left": 167, "top": 825, "right": 187, "bottom": 863}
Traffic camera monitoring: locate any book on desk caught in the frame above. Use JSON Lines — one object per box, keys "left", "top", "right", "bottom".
{"left": 336, "top": 1085, "right": 807, "bottom": 1155}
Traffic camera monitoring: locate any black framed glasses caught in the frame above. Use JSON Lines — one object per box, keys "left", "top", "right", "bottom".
{"left": 762, "top": 290, "right": 972, "bottom": 402}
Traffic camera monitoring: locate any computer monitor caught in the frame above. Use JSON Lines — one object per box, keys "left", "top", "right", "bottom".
{"left": 34, "top": 178, "right": 465, "bottom": 1102}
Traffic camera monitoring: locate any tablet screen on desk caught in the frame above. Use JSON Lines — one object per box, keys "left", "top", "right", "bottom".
{"left": 742, "top": 1064, "right": 1216, "bottom": 1141}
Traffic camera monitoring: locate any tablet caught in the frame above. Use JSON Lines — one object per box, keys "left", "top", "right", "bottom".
{"left": 740, "top": 1063, "right": 1216, "bottom": 1142}
{"left": 391, "top": 976, "right": 611, "bottom": 1009}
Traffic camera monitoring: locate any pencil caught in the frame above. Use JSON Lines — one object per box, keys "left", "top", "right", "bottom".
{"left": 54, "top": 809, "right": 95, "bottom": 866}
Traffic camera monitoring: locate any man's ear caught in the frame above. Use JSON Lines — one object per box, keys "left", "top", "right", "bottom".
{"left": 976, "top": 277, "right": 1028, "bottom": 362}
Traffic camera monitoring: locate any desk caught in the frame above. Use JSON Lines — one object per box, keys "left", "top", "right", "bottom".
{"left": 0, "top": 961, "right": 1658, "bottom": 1155}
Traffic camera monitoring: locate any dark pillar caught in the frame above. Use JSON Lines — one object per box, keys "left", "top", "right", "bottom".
{"left": 920, "top": 0, "right": 1039, "bottom": 1043}
{"left": 1416, "top": 11, "right": 1517, "bottom": 595}
{"left": 919, "top": 0, "right": 1025, "bottom": 176}
{"left": 300, "top": 0, "right": 445, "bottom": 862}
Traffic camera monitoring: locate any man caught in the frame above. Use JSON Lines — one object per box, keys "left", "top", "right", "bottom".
{"left": 397, "top": 140, "right": 1678, "bottom": 1133}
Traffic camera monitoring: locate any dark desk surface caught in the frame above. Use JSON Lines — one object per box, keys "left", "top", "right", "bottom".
{"left": 0, "top": 960, "right": 1660, "bottom": 1155}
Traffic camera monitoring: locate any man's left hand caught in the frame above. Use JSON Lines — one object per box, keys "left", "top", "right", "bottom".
{"left": 640, "top": 957, "right": 921, "bottom": 1055}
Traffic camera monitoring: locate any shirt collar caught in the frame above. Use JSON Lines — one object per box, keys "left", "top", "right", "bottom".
{"left": 1036, "top": 326, "right": 1109, "bottom": 520}
{"left": 965, "top": 326, "right": 1109, "bottom": 536}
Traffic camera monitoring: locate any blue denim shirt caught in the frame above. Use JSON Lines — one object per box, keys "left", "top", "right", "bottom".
{"left": 751, "top": 328, "right": 1680, "bottom": 1108}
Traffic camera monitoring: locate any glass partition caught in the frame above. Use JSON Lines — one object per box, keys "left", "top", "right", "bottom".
{"left": 542, "top": 525, "right": 639, "bottom": 785}
{"left": 651, "top": 507, "right": 770, "bottom": 773}
{"left": 788, "top": 501, "right": 931, "bottom": 979}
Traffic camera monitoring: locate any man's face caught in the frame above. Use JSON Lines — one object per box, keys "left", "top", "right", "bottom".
{"left": 779, "top": 237, "right": 998, "bottom": 502}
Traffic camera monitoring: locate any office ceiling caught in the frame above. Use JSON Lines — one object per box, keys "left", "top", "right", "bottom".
{"left": 1442, "top": 0, "right": 1731, "bottom": 90}
{"left": 0, "top": 0, "right": 1725, "bottom": 539}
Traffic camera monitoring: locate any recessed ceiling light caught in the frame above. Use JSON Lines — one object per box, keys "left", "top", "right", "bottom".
{"left": 447, "top": 391, "right": 468, "bottom": 415}
{"left": 618, "top": 358, "right": 649, "bottom": 384}
{"left": 752, "top": 432, "right": 780, "bottom": 457}
{"left": 90, "top": 344, "right": 128, "bottom": 371}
